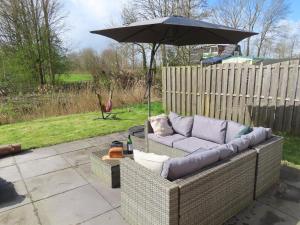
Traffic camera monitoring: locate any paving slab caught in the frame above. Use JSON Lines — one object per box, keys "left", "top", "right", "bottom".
{"left": 18, "top": 155, "right": 70, "bottom": 179}
{"left": 14, "top": 147, "right": 57, "bottom": 164}
{"left": 25, "top": 168, "right": 88, "bottom": 201}
{"left": 0, "top": 180, "right": 31, "bottom": 213}
{"left": 0, "top": 156, "right": 15, "bottom": 168}
{"left": 52, "top": 140, "right": 93, "bottom": 154}
{"left": 258, "top": 182, "right": 300, "bottom": 220}
{"left": 281, "top": 165, "right": 300, "bottom": 189}
{"left": 0, "top": 204, "right": 40, "bottom": 225}
{"left": 0, "top": 165, "right": 21, "bottom": 183}
{"left": 81, "top": 209, "right": 128, "bottom": 225}
{"left": 86, "top": 132, "right": 127, "bottom": 146}
{"left": 62, "top": 146, "right": 98, "bottom": 166}
{"left": 76, "top": 163, "right": 121, "bottom": 208}
{"left": 35, "top": 184, "right": 112, "bottom": 225}
{"left": 225, "top": 201, "right": 299, "bottom": 225}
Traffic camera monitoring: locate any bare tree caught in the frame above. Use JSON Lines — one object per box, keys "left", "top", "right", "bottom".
{"left": 212, "top": 0, "right": 247, "bottom": 29}
{"left": 122, "top": 0, "right": 209, "bottom": 66}
{"left": 244, "top": 0, "right": 265, "bottom": 56}
{"left": 255, "top": 0, "right": 289, "bottom": 57}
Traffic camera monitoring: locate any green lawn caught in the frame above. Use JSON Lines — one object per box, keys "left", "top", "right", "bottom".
{"left": 0, "top": 102, "right": 163, "bottom": 150}
{"left": 0, "top": 102, "right": 299, "bottom": 167}
{"left": 57, "top": 73, "right": 93, "bottom": 83}
{"left": 279, "top": 133, "right": 300, "bottom": 167}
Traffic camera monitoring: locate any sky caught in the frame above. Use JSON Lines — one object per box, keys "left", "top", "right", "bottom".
{"left": 62, "top": 0, "right": 300, "bottom": 53}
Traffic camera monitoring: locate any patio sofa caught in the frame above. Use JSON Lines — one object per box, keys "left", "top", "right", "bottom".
{"left": 120, "top": 113, "right": 283, "bottom": 225}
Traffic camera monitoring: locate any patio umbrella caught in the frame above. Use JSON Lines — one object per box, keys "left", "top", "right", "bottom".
{"left": 91, "top": 16, "right": 257, "bottom": 117}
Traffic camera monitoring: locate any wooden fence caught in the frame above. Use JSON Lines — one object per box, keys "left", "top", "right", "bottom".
{"left": 162, "top": 60, "right": 300, "bottom": 134}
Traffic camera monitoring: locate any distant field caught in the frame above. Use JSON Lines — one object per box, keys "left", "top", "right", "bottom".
{"left": 58, "top": 73, "right": 93, "bottom": 83}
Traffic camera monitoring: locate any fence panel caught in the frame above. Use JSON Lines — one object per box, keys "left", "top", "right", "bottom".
{"left": 162, "top": 60, "right": 300, "bottom": 134}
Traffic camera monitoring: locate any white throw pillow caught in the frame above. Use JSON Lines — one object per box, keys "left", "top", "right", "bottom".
{"left": 133, "top": 150, "right": 170, "bottom": 174}
{"left": 150, "top": 114, "right": 173, "bottom": 136}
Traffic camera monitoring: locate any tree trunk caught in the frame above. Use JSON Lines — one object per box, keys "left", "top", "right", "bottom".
{"left": 42, "top": 0, "right": 54, "bottom": 84}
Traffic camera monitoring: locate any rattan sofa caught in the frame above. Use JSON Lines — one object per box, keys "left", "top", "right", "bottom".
{"left": 145, "top": 120, "right": 283, "bottom": 199}
{"left": 120, "top": 118, "right": 283, "bottom": 225}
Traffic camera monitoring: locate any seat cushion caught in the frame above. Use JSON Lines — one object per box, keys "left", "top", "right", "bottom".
{"left": 161, "top": 149, "right": 220, "bottom": 181}
{"left": 148, "top": 133, "right": 186, "bottom": 147}
{"left": 173, "top": 137, "right": 220, "bottom": 153}
{"left": 192, "top": 115, "right": 227, "bottom": 144}
{"left": 149, "top": 114, "right": 173, "bottom": 136}
{"left": 133, "top": 150, "right": 170, "bottom": 174}
{"left": 226, "top": 121, "right": 252, "bottom": 143}
{"left": 168, "top": 112, "right": 194, "bottom": 137}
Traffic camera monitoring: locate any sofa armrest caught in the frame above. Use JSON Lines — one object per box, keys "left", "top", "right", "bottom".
{"left": 175, "top": 150, "right": 257, "bottom": 225}
{"left": 120, "top": 158, "right": 179, "bottom": 225}
{"left": 252, "top": 135, "right": 283, "bottom": 199}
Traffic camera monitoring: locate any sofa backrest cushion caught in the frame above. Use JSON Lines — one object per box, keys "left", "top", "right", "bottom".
{"left": 242, "top": 127, "right": 272, "bottom": 147}
{"left": 168, "top": 112, "right": 194, "bottom": 137}
{"left": 161, "top": 149, "right": 220, "bottom": 181}
{"left": 226, "top": 121, "right": 252, "bottom": 143}
{"left": 192, "top": 115, "right": 227, "bottom": 144}
{"left": 134, "top": 150, "right": 170, "bottom": 174}
{"left": 149, "top": 114, "right": 173, "bottom": 136}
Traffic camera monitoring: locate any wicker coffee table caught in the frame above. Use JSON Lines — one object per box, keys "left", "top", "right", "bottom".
{"left": 90, "top": 150, "right": 132, "bottom": 188}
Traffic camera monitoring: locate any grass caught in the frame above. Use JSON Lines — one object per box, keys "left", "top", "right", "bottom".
{"left": 0, "top": 102, "right": 299, "bottom": 167}
{"left": 278, "top": 132, "right": 300, "bottom": 166}
{"left": 57, "top": 73, "right": 93, "bottom": 83}
{"left": 0, "top": 102, "right": 163, "bottom": 150}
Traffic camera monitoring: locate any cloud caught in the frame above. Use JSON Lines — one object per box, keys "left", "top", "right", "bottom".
{"left": 61, "top": 0, "right": 127, "bottom": 52}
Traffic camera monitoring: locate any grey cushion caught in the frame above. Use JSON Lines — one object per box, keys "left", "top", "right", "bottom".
{"left": 173, "top": 137, "right": 220, "bottom": 153}
{"left": 148, "top": 133, "right": 186, "bottom": 147}
{"left": 168, "top": 112, "right": 194, "bottom": 137}
{"left": 161, "top": 149, "right": 220, "bottom": 181}
{"left": 226, "top": 121, "right": 246, "bottom": 143}
{"left": 214, "top": 145, "right": 235, "bottom": 160}
{"left": 227, "top": 136, "right": 250, "bottom": 152}
{"left": 192, "top": 115, "right": 227, "bottom": 144}
{"left": 242, "top": 127, "right": 270, "bottom": 147}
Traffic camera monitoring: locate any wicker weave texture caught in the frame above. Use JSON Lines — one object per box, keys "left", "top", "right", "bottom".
{"left": 121, "top": 150, "right": 257, "bottom": 225}
{"left": 90, "top": 152, "right": 120, "bottom": 188}
{"left": 177, "top": 150, "right": 256, "bottom": 225}
{"left": 121, "top": 158, "right": 179, "bottom": 225}
{"left": 254, "top": 136, "right": 283, "bottom": 199}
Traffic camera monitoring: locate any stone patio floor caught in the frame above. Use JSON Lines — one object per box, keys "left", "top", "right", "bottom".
{"left": 0, "top": 132, "right": 299, "bottom": 225}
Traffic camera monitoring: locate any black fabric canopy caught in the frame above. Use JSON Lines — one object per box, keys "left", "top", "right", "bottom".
{"left": 91, "top": 16, "right": 257, "bottom": 117}
{"left": 91, "top": 16, "right": 257, "bottom": 46}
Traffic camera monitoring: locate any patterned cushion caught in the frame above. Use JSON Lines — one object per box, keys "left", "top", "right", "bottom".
{"left": 148, "top": 133, "right": 186, "bottom": 147}
{"left": 168, "top": 112, "right": 194, "bottom": 137}
{"left": 192, "top": 115, "right": 227, "bottom": 144}
{"left": 149, "top": 114, "right": 173, "bottom": 136}
{"left": 173, "top": 137, "right": 220, "bottom": 153}
{"left": 161, "top": 149, "right": 220, "bottom": 181}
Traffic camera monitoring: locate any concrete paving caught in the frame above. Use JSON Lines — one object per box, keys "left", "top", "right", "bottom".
{"left": 0, "top": 132, "right": 299, "bottom": 225}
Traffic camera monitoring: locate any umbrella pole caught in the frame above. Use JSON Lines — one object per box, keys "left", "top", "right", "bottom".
{"left": 147, "top": 43, "right": 158, "bottom": 118}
